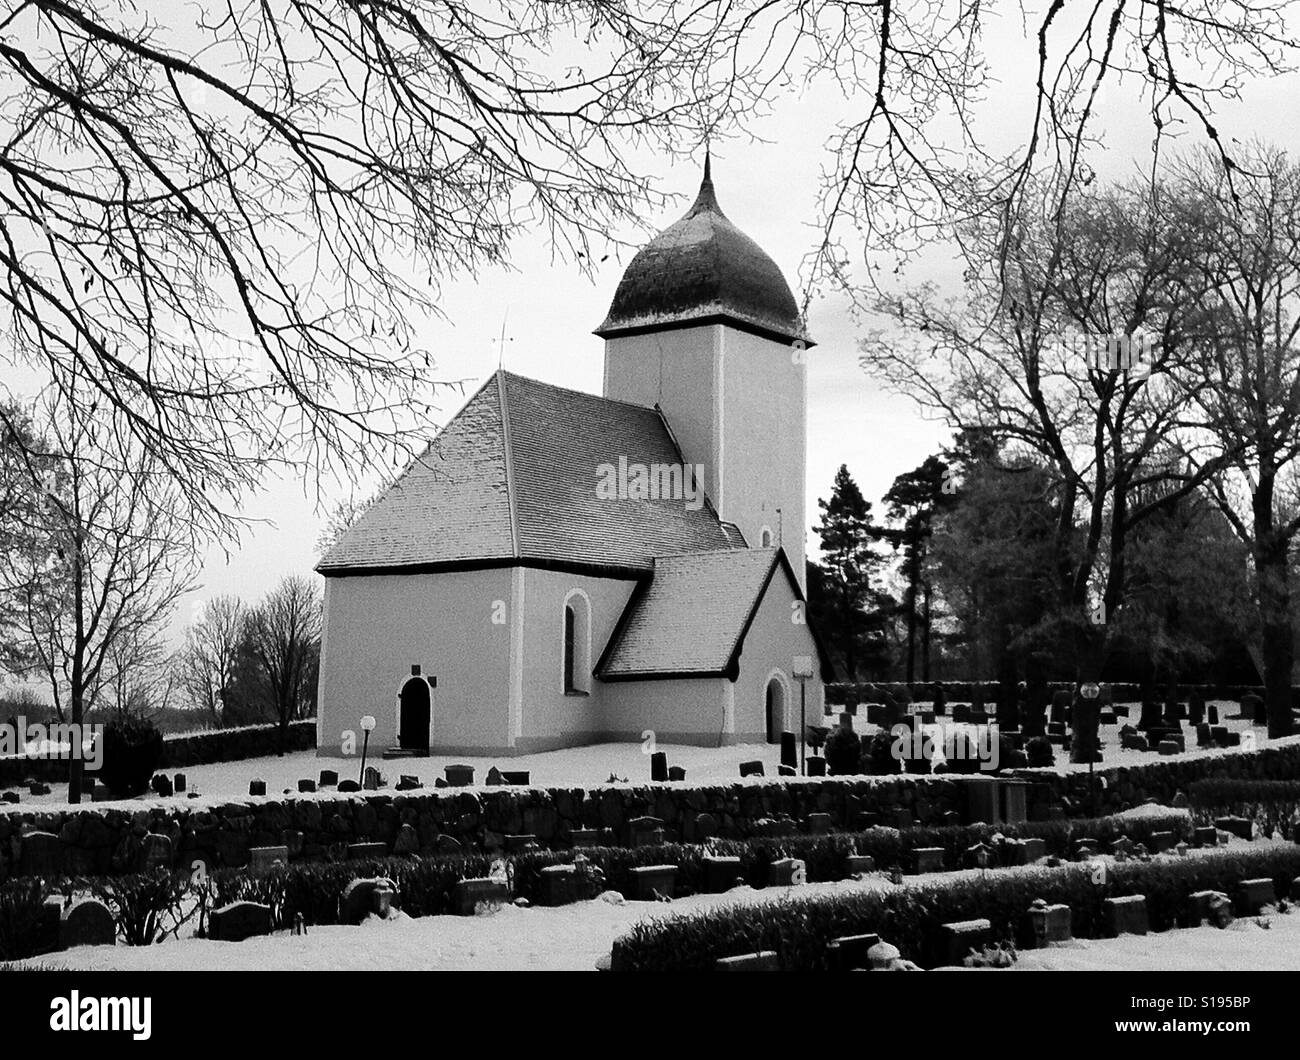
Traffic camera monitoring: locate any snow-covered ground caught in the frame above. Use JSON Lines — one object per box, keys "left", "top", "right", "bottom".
{"left": 10, "top": 832, "right": 1293, "bottom": 972}
{"left": 4, "top": 702, "right": 1290, "bottom": 810}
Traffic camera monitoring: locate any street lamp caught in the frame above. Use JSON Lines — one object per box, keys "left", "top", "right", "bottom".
{"left": 792, "top": 655, "right": 815, "bottom": 775}
{"left": 359, "top": 714, "right": 377, "bottom": 785}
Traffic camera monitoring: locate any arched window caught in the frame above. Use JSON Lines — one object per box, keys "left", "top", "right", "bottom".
{"left": 759, "top": 525, "right": 774, "bottom": 547}
{"left": 562, "top": 589, "right": 592, "bottom": 695}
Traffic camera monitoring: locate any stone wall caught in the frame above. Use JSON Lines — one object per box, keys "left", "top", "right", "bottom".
{"left": 0, "top": 719, "right": 316, "bottom": 787}
{"left": 0, "top": 774, "right": 979, "bottom": 880}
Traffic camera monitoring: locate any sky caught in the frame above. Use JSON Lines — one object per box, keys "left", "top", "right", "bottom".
{"left": 158, "top": 7, "right": 1300, "bottom": 639}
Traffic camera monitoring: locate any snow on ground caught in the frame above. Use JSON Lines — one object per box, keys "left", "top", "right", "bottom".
{"left": 5, "top": 702, "right": 1293, "bottom": 811}
{"left": 7, "top": 837, "right": 1289, "bottom": 972}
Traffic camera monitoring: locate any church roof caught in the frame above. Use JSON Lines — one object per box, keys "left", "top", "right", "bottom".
{"left": 594, "top": 158, "right": 813, "bottom": 347}
{"left": 317, "top": 371, "right": 736, "bottom": 575}
{"left": 597, "top": 547, "right": 830, "bottom": 680}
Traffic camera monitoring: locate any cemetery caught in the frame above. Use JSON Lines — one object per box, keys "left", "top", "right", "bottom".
{"left": 4, "top": 687, "right": 1300, "bottom": 972}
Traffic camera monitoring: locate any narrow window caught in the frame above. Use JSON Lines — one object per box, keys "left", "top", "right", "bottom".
{"left": 563, "top": 604, "right": 577, "bottom": 693}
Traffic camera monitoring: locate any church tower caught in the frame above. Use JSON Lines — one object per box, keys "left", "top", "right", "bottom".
{"left": 596, "top": 157, "right": 813, "bottom": 588}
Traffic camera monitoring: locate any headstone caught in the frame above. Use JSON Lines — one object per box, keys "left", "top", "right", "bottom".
{"left": 650, "top": 751, "right": 668, "bottom": 782}
{"left": 1221, "top": 731, "right": 1242, "bottom": 747}
{"left": 140, "top": 832, "right": 173, "bottom": 871}
{"left": 363, "top": 766, "right": 384, "bottom": 790}
{"left": 209, "top": 901, "right": 273, "bottom": 942}
{"left": 338, "top": 779, "right": 361, "bottom": 793}
{"left": 1215, "top": 816, "right": 1253, "bottom": 841}
{"left": 806, "top": 756, "right": 826, "bottom": 777}
{"left": 807, "top": 812, "right": 833, "bottom": 835}
{"left": 346, "top": 841, "right": 388, "bottom": 860}
{"left": 297, "top": 778, "right": 316, "bottom": 793}
{"left": 667, "top": 765, "right": 686, "bottom": 782}
{"left": 151, "top": 774, "right": 173, "bottom": 798}
{"left": 59, "top": 898, "right": 116, "bottom": 949}
{"left": 1026, "top": 899, "right": 1071, "bottom": 945}
{"left": 867, "top": 941, "right": 903, "bottom": 970}
{"left": 715, "top": 951, "right": 780, "bottom": 971}
{"left": 769, "top": 858, "right": 807, "bottom": 887}
{"left": 1195, "top": 723, "right": 1213, "bottom": 747}
{"left": 1109, "top": 836, "right": 1134, "bottom": 859}
{"left": 501, "top": 770, "right": 530, "bottom": 785}
{"left": 940, "top": 919, "right": 992, "bottom": 965}
{"left": 453, "top": 877, "right": 509, "bottom": 915}
{"left": 629, "top": 864, "right": 678, "bottom": 901}
{"left": 19, "top": 831, "right": 63, "bottom": 876}
{"left": 826, "top": 932, "right": 881, "bottom": 971}
{"left": 504, "top": 834, "right": 538, "bottom": 852}
{"left": 1149, "top": 831, "right": 1176, "bottom": 854}
{"left": 777, "top": 764, "right": 797, "bottom": 777}
{"left": 845, "top": 854, "right": 875, "bottom": 875}
{"left": 339, "top": 877, "right": 399, "bottom": 924}
{"left": 1190, "top": 890, "right": 1234, "bottom": 928}
{"left": 780, "top": 731, "right": 798, "bottom": 770}
{"left": 628, "top": 816, "right": 665, "bottom": 847}
{"left": 538, "top": 864, "right": 580, "bottom": 907}
{"left": 964, "top": 841, "right": 995, "bottom": 869}
{"left": 1208, "top": 704, "right": 1219, "bottom": 724}
{"left": 393, "top": 823, "right": 419, "bottom": 855}
{"left": 1193, "top": 826, "right": 1218, "bottom": 847}
{"left": 396, "top": 774, "right": 422, "bottom": 790}
{"left": 693, "top": 812, "right": 718, "bottom": 840}
{"left": 703, "top": 855, "right": 743, "bottom": 893}
{"left": 913, "top": 847, "right": 945, "bottom": 874}
{"left": 319, "top": 769, "right": 338, "bottom": 787}
{"left": 1021, "top": 837, "right": 1047, "bottom": 862}
{"left": 1236, "top": 878, "right": 1276, "bottom": 915}
{"left": 1, "top": 791, "right": 19, "bottom": 804}
{"left": 1102, "top": 895, "right": 1148, "bottom": 936}
{"left": 739, "top": 760, "right": 764, "bottom": 778}
{"left": 570, "top": 828, "right": 599, "bottom": 848}
{"left": 249, "top": 845, "right": 289, "bottom": 873}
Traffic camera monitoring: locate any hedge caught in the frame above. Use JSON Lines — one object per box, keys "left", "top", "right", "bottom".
{"left": 826, "top": 682, "right": 1296, "bottom": 706}
{"left": 609, "top": 844, "right": 1300, "bottom": 971}
{"left": 1187, "top": 779, "right": 1300, "bottom": 837}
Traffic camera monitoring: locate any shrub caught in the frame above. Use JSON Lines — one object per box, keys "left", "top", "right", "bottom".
{"left": 1026, "top": 736, "right": 1055, "bottom": 768}
{"left": 1186, "top": 778, "right": 1300, "bottom": 836}
{"left": 90, "top": 867, "right": 191, "bottom": 945}
{"left": 823, "top": 726, "right": 861, "bottom": 775}
{"left": 98, "top": 713, "right": 164, "bottom": 797}
{"left": 0, "top": 877, "right": 52, "bottom": 961}
{"left": 610, "top": 845, "right": 1300, "bottom": 971}
{"left": 860, "top": 731, "right": 897, "bottom": 775}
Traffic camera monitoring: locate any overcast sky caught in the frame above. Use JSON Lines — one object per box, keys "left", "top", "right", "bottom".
{"left": 176, "top": 9, "right": 1300, "bottom": 639}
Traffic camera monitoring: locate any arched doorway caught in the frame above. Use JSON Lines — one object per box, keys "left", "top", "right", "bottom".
{"left": 765, "top": 676, "right": 787, "bottom": 744}
{"left": 398, "top": 677, "right": 431, "bottom": 752}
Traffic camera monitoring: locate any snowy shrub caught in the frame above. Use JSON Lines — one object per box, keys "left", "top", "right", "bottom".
{"left": 823, "top": 726, "right": 861, "bottom": 775}
{"left": 0, "top": 877, "right": 52, "bottom": 961}
{"left": 99, "top": 713, "right": 164, "bottom": 797}
{"left": 1026, "top": 736, "right": 1055, "bottom": 768}
{"left": 91, "top": 867, "right": 192, "bottom": 945}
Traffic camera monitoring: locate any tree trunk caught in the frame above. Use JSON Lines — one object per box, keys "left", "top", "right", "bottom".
{"left": 1254, "top": 474, "right": 1295, "bottom": 738}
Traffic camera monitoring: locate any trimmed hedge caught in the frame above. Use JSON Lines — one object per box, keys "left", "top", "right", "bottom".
{"left": 610, "top": 844, "right": 1300, "bottom": 971}
{"left": 827, "top": 681, "right": 1296, "bottom": 706}
{"left": 1187, "top": 779, "right": 1300, "bottom": 837}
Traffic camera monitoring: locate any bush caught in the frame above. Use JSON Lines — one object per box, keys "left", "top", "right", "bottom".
{"left": 610, "top": 844, "right": 1300, "bottom": 971}
{"left": 0, "top": 877, "right": 52, "bottom": 961}
{"left": 1186, "top": 778, "right": 1300, "bottom": 837}
{"left": 98, "top": 714, "right": 164, "bottom": 797}
{"left": 823, "top": 726, "right": 862, "bottom": 775}
{"left": 91, "top": 867, "right": 190, "bottom": 945}
{"left": 860, "top": 731, "right": 897, "bottom": 775}
{"left": 1026, "top": 736, "right": 1055, "bottom": 768}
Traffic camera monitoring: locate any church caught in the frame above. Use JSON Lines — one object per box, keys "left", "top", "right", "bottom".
{"left": 314, "top": 160, "right": 832, "bottom": 758}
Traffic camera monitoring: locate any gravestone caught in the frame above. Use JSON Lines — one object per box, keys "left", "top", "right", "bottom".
{"left": 504, "top": 834, "right": 538, "bottom": 852}
{"left": 363, "top": 766, "right": 385, "bottom": 789}
{"left": 453, "top": 877, "right": 509, "bottom": 915}
{"left": 339, "top": 877, "right": 399, "bottom": 924}
{"left": 1021, "top": 837, "right": 1046, "bottom": 862}
{"left": 1137, "top": 701, "right": 1163, "bottom": 730}
{"left": 1221, "top": 731, "right": 1242, "bottom": 747}
{"left": 1193, "top": 826, "right": 1218, "bottom": 847}
{"left": 485, "top": 766, "right": 505, "bottom": 786}
{"left": 1215, "top": 816, "right": 1253, "bottom": 841}
{"left": 780, "top": 732, "right": 798, "bottom": 771}
{"left": 703, "top": 855, "right": 743, "bottom": 893}
{"left": 1149, "top": 831, "right": 1177, "bottom": 854}
{"left": 319, "top": 769, "right": 338, "bottom": 787}
{"left": 1190, "top": 890, "right": 1234, "bottom": 928}
{"left": 396, "top": 774, "right": 422, "bottom": 791}
{"left": 173, "top": 773, "right": 186, "bottom": 793}
{"left": 913, "top": 847, "right": 945, "bottom": 874}
{"left": 347, "top": 842, "right": 388, "bottom": 860}
{"left": 628, "top": 817, "right": 665, "bottom": 847}
{"left": 338, "top": 779, "right": 361, "bottom": 793}
{"left": 1195, "top": 723, "right": 1213, "bottom": 747}
{"left": 806, "top": 756, "right": 826, "bottom": 776}
{"left": 964, "top": 841, "right": 995, "bottom": 869}
{"left": 777, "top": 764, "right": 797, "bottom": 777}
{"left": 939, "top": 919, "right": 991, "bottom": 965}
{"left": 1208, "top": 704, "right": 1219, "bottom": 724}
{"left": 19, "top": 831, "right": 63, "bottom": 876}
{"left": 668, "top": 766, "right": 686, "bottom": 782}
{"left": 1109, "top": 836, "right": 1134, "bottom": 859}
{"left": 1026, "top": 900, "right": 1072, "bottom": 945}
{"left": 151, "top": 774, "right": 173, "bottom": 798}
{"left": 209, "top": 901, "right": 273, "bottom": 942}
{"left": 297, "top": 779, "right": 316, "bottom": 793}
{"left": 867, "top": 941, "right": 904, "bottom": 970}
{"left": 1102, "top": 895, "right": 1148, "bottom": 936}
{"left": 739, "top": 760, "right": 764, "bottom": 778}
{"left": 1237, "top": 878, "right": 1276, "bottom": 915}
{"left": 570, "top": 828, "right": 599, "bottom": 848}
{"left": 538, "top": 864, "right": 579, "bottom": 907}
{"left": 845, "top": 854, "right": 875, "bottom": 875}
{"left": 249, "top": 780, "right": 266, "bottom": 797}
{"left": 826, "top": 932, "right": 881, "bottom": 971}
{"left": 1157, "top": 740, "right": 1181, "bottom": 756}
{"left": 249, "top": 845, "right": 289, "bottom": 874}
{"left": 769, "top": 858, "right": 807, "bottom": 887}
{"left": 59, "top": 898, "right": 116, "bottom": 949}
{"left": 140, "top": 833, "right": 173, "bottom": 871}
{"left": 628, "top": 864, "right": 677, "bottom": 901}
{"left": 715, "top": 951, "right": 780, "bottom": 971}
{"left": 393, "top": 824, "right": 419, "bottom": 855}
{"left": 1188, "top": 691, "right": 1206, "bottom": 725}
{"left": 28, "top": 781, "right": 51, "bottom": 796}
{"left": 807, "top": 812, "right": 833, "bottom": 835}
{"left": 650, "top": 751, "right": 668, "bottom": 782}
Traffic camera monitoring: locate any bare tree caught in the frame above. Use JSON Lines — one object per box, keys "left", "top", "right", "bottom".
{"left": 0, "top": 379, "right": 199, "bottom": 800}
{"left": 1170, "top": 144, "right": 1300, "bottom": 737}
{"left": 174, "top": 594, "right": 246, "bottom": 723}
{"left": 243, "top": 575, "right": 321, "bottom": 753}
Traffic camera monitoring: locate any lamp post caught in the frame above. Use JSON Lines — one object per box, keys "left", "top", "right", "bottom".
{"left": 359, "top": 714, "right": 376, "bottom": 785}
{"left": 792, "top": 656, "right": 815, "bottom": 776}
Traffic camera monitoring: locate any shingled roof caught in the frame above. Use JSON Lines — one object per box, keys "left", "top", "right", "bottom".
{"left": 597, "top": 548, "right": 831, "bottom": 680}
{"left": 317, "top": 371, "right": 736, "bottom": 575}
{"left": 595, "top": 157, "right": 812, "bottom": 347}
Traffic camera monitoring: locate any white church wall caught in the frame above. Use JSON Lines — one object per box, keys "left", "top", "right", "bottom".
{"left": 601, "top": 324, "right": 719, "bottom": 482}
{"left": 512, "top": 567, "right": 639, "bottom": 753}
{"left": 316, "top": 568, "right": 514, "bottom": 757}
{"left": 597, "top": 676, "right": 733, "bottom": 746}
{"left": 719, "top": 327, "right": 807, "bottom": 590}
{"left": 730, "top": 564, "right": 824, "bottom": 743}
